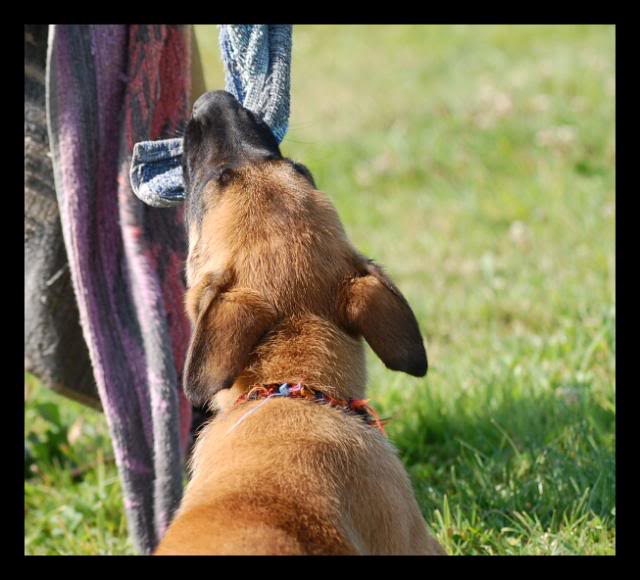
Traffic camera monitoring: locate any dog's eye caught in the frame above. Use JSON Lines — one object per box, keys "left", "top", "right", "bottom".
{"left": 291, "top": 162, "right": 316, "bottom": 188}
{"left": 218, "top": 168, "right": 234, "bottom": 187}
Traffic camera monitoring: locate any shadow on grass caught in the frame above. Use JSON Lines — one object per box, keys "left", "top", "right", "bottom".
{"left": 385, "top": 379, "right": 614, "bottom": 552}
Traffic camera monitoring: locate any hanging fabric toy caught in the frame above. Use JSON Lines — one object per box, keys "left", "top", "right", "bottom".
{"left": 130, "top": 24, "right": 292, "bottom": 208}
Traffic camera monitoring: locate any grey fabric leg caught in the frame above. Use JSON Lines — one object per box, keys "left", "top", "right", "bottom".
{"left": 24, "top": 24, "right": 100, "bottom": 410}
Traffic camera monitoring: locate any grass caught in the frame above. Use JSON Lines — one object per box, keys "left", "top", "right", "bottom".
{"left": 25, "top": 375, "right": 133, "bottom": 554}
{"left": 24, "top": 24, "right": 615, "bottom": 555}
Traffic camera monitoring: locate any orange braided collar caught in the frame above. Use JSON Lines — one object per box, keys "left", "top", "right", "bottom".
{"left": 234, "top": 382, "right": 388, "bottom": 434}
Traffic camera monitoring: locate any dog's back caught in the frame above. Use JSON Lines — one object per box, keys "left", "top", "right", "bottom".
{"left": 156, "top": 397, "right": 444, "bottom": 555}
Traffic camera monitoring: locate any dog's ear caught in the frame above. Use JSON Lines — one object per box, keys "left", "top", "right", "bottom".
{"left": 342, "top": 259, "right": 427, "bottom": 377}
{"left": 183, "top": 287, "right": 277, "bottom": 406}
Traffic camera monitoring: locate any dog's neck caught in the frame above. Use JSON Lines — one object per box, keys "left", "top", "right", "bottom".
{"left": 227, "top": 382, "right": 386, "bottom": 434}
{"left": 213, "top": 352, "right": 368, "bottom": 415}
{"left": 231, "top": 313, "right": 368, "bottom": 409}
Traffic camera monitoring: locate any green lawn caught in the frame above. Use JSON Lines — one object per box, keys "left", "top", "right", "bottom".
{"left": 25, "top": 24, "right": 615, "bottom": 555}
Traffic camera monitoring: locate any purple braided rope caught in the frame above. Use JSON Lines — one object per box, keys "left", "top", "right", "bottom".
{"left": 46, "top": 24, "right": 192, "bottom": 553}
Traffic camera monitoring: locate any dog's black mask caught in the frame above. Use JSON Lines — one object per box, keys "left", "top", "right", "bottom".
{"left": 182, "top": 90, "right": 315, "bottom": 226}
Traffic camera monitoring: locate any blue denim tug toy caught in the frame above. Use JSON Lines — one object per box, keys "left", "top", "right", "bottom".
{"left": 129, "top": 25, "right": 292, "bottom": 209}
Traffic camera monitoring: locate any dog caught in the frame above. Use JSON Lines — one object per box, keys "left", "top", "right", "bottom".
{"left": 155, "top": 90, "right": 446, "bottom": 555}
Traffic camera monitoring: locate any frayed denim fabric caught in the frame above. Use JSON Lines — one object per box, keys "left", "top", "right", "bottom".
{"left": 130, "top": 25, "right": 291, "bottom": 208}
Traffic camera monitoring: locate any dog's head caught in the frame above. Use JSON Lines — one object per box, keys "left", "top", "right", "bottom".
{"left": 182, "top": 90, "right": 314, "bottom": 229}
{"left": 181, "top": 90, "right": 427, "bottom": 408}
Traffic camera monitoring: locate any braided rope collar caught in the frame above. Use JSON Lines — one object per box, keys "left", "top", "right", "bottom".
{"left": 228, "top": 382, "right": 387, "bottom": 435}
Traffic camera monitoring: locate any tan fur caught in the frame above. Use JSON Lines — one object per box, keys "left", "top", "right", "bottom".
{"left": 156, "top": 161, "right": 445, "bottom": 555}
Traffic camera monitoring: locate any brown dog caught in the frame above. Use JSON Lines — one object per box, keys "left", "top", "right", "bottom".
{"left": 155, "top": 91, "right": 445, "bottom": 555}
